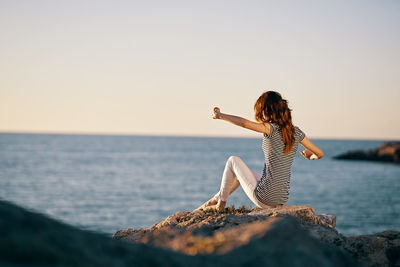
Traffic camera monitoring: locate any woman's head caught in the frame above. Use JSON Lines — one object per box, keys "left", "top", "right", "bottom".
{"left": 254, "top": 91, "right": 295, "bottom": 154}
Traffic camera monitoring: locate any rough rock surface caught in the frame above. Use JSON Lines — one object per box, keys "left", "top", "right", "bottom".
{"left": 1, "top": 199, "right": 360, "bottom": 267}
{"left": 2, "top": 197, "right": 397, "bottom": 267}
{"left": 334, "top": 141, "right": 400, "bottom": 163}
{"left": 248, "top": 204, "right": 336, "bottom": 228}
{"left": 113, "top": 205, "right": 400, "bottom": 267}
{"left": 343, "top": 231, "right": 400, "bottom": 267}
{"left": 113, "top": 205, "right": 336, "bottom": 246}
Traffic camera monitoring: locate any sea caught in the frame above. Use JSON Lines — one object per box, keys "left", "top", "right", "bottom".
{"left": 0, "top": 133, "right": 399, "bottom": 237}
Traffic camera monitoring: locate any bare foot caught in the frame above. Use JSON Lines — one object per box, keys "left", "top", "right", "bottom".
{"left": 202, "top": 200, "right": 227, "bottom": 212}
{"left": 202, "top": 204, "right": 218, "bottom": 211}
{"left": 205, "top": 198, "right": 218, "bottom": 207}
{"left": 195, "top": 198, "right": 218, "bottom": 211}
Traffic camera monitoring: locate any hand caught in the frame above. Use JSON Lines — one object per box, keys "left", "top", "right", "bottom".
{"left": 300, "top": 149, "right": 318, "bottom": 160}
{"left": 212, "top": 107, "right": 222, "bottom": 119}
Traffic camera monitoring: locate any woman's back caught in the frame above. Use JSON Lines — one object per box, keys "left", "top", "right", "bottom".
{"left": 254, "top": 123, "right": 305, "bottom": 206}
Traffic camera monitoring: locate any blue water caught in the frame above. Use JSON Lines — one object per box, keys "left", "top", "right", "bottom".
{"left": 0, "top": 133, "right": 399, "bottom": 237}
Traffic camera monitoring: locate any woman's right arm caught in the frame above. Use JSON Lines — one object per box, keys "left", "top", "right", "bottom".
{"left": 300, "top": 136, "right": 324, "bottom": 160}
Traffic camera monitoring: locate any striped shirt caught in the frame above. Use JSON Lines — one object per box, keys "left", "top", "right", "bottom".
{"left": 254, "top": 123, "right": 305, "bottom": 206}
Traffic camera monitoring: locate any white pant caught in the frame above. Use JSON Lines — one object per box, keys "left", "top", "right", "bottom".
{"left": 213, "top": 156, "right": 270, "bottom": 208}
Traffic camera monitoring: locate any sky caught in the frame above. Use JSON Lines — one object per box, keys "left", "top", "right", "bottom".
{"left": 0, "top": 0, "right": 399, "bottom": 139}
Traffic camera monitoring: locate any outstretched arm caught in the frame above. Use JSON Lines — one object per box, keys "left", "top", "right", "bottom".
{"left": 300, "top": 136, "right": 324, "bottom": 160}
{"left": 212, "top": 107, "right": 271, "bottom": 135}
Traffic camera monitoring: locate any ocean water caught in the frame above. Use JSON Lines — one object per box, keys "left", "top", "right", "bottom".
{"left": 0, "top": 133, "right": 399, "bottom": 237}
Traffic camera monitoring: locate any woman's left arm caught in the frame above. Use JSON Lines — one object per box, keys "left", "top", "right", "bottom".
{"left": 213, "top": 107, "right": 270, "bottom": 135}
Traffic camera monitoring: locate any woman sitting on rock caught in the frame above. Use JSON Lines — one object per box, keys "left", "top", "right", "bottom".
{"left": 198, "top": 91, "right": 324, "bottom": 212}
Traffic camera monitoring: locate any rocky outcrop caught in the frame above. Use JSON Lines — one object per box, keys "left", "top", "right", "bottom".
{"left": 113, "top": 205, "right": 400, "bottom": 267}
{"left": 0, "top": 199, "right": 358, "bottom": 267}
{"left": 113, "top": 205, "right": 337, "bottom": 247}
{"left": 343, "top": 231, "right": 400, "bottom": 267}
{"left": 2, "top": 198, "right": 398, "bottom": 267}
{"left": 0, "top": 199, "right": 192, "bottom": 266}
{"left": 334, "top": 142, "right": 400, "bottom": 163}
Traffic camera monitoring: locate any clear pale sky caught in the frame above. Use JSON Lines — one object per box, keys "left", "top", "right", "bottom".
{"left": 1, "top": 0, "right": 399, "bottom": 139}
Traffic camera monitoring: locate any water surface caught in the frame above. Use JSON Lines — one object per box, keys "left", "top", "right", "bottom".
{"left": 0, "top": 133, "right": 399, "bottom": 236}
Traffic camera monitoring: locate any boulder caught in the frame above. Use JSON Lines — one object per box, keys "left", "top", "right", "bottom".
{"left": 334, "top": 142, "right": 400, "bottom": 163}
{"left": 114, "top": 211, "right": 357, "bottom": 266}
{"left": 0, "top": 199, "right": 192, "bottom": 266}
{"left": 113, "top": 205, "right": 336, "bottom": 245}
{"left": 342, "top": 231, "right": 400, "bottom": 267}
{"left": 2, "top": 198, "right": 397, "bottom": 267}
{"left": 113, "top": 205, "right": 400, "bottom": 267}
{"left": 0, "top": 199, "right": 361, "bottom": 267}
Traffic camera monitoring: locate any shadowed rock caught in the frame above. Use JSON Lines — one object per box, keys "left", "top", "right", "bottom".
{"left": 334, "top": 142, "right": 400, "bottom": 163}
{"left": 343, "top": 231, "right": 400, "bottom": 267}
{"left": 114, "top": 205, "right": 400, "bottom": 267}
{"left": 114, "top": 210, "right": 358, "bottom": 266}
{"left": 1, "top": 198, "right": 398, "bottom": 267}
{"left": 0, "top": 199, "right": 194, "bottom": 267}
{"left": 113, "top": 205, "right": 336, "bottom": 245}
{"left": 1, "top": 199, "right": 360, "bottom": 267}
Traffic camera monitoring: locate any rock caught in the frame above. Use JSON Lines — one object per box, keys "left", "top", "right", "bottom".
{"left": 210, "top": 216, "right": 357, "bottom": 266}
{"left": 113, "top": 205, "right": 400, "bottom": 267}
{"left": 0, "top": 199, "right": 193, "bottom": 267}
{"left": 113, "top": 205, "right": 336, "bottom": 245}
{"left": 1, "top": 199, "right": 360, "bottom": 267}
{"left": 334, "top": 142, "right": 400, "bottom": 163}
{"left": 115, "top": 213, "right": 357, "bottom": 266}
{"left": 113, "top": 205, "right": 338, "bottom": 250}
{"left": 248, "top": 204, "right": 336, "bottom": 228}
{"left": 2, "top": 198, "right": 397, "bottom": 267}
{"left": 342, "top": 231, "right": 400, "bottom": 267}
{"left": 298, "top": 219, "right": 346, "bottom": 247}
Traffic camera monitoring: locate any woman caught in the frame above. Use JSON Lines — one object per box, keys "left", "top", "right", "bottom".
{"left": 198, "top": 91, "right": 324, "bottom": 212}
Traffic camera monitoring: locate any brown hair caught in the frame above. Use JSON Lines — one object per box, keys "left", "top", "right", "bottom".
{"left": 254, "top": 91, "right": 295, "bottom": 155}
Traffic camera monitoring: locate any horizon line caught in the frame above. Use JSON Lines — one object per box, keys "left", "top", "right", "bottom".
{"left": 0, "top": 129, "right": 398, "bottom": 141}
